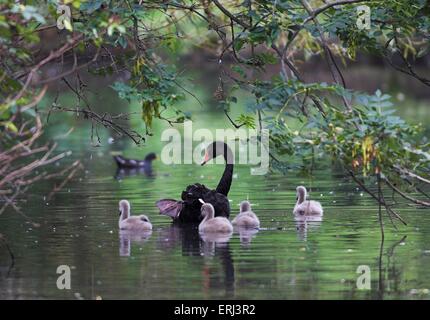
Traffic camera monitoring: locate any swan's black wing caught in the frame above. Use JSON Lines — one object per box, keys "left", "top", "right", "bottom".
{"left": 181, "top": 183, "right": 230, "bottom": 218}
{"left": 156, "top": 199, "right": 183, "bottom": 219}
{"left": 158, "top": 184, "right": 230, "bottom": 223}
{"left": 172, "top": 183, "right": 210, "bottom": 223}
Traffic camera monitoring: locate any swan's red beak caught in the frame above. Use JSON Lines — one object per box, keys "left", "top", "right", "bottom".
{"left": 201, "top": 152, "right": 210, "bottom": 166}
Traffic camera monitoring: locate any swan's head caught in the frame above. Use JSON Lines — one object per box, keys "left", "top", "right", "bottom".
{"left": 144, "top": 153, "right": 157, "bottom": 162}
{"left": 140, "top": 214, "right": 150, "bottom": 223}
{"left": 240, "top": 200, "right": 251, "bottom": 213}
{"left": 119, "top": 199, "right": 130, "bottom": 217}
{"left": 296, "top": 186, "right": 307, "bottom": 203}
{"left": 201, "top": 141, "right": 233, "bottom": 165}
{"left": 200, "top": 203, "right": 215, "bottom": 218}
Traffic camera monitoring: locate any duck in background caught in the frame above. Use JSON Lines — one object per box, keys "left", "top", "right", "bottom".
{"left": 113, "top": 152, "right": 157, "bottom": 179}
{"left": 114, "top": 152, "right": 157, "bottom": 169}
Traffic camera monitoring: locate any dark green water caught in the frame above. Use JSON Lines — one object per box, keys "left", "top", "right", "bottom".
{"left": 0, "top": 85, "right": 429, "bottom": 300}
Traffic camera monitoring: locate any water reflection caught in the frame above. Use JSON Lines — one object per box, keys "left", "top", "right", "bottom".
{"left": 200, "top": 232, "right": 235, "bottom": 298}
{"left": 114, "top": 167, "right": 154, "bottom": 180}
{"left": 294, "top": 215, "right": 323, "bottom": 241}
{"left": 157, "top": 224, "right": 201, "bottom": 256}
{"left": 377, "top": 235, "right": 408, "bottom": 299}
{"left": 155, "top": 223, "right": 235, "bottom": 297}
{"left": 119, "top": 230, "right": 153, "bottom": 257}
{"left": 0, "top": 239, "right": 14, "bottom": 278}
{"left": 0, "top": 266, "right": 12, "bottom": 279}
{"left": 200, "top": 232, "right": 232, "bottom": 246}
{"left": 1, "top": 137, "right": 430, "bottom": 299}
{"left": 233, "top": 226, "right": 259, "bottom": 246}
{"left": 200, "top": 232, "right": 233, "bottom": 257}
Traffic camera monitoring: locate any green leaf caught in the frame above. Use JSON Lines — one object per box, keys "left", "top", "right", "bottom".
{"left": 117, "top": 35, "right": 127, "bottom": 49}
{"left": 64, "top": 18, "right": 73, "bottom": 31}
{"left": 80, "top": 0, "right": 104, "bottom": 13}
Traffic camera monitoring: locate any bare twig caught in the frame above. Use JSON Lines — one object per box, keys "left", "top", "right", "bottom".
{"left": 384, "top": 177, "right": 430, "bottom": 207}
{"left": 47, "top": 160, "right": 83, "bottom": 201}
{"left": 348, "top": 170, "right": 407, "bottom": 225}
{"left": 50, "top": 106, "right": 145, "bottom": 144}
{"left": 393, "top": 165, "right": 430, "bottom": 185}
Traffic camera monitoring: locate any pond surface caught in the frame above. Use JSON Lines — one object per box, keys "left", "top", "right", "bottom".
{"left": 1, "top": 80, "right": 430, "bottom": 300}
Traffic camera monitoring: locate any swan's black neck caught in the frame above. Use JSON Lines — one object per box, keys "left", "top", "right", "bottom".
{"left": 215, "top": 146, "right": 233, "bottom": 196}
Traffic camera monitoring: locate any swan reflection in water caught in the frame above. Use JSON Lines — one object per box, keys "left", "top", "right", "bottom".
{"left": 200, "top": 231, "right": 232, "bottom": 256}
{"left": 294, "top": 215, "right": 323, "bottom": 241}
{"left": 157, "top": 223, "right": 235, "bottom": 297}
{"left": 157, "top": 223, "right": 201, "bottom": 255}
{"left": 119, "top": 230, "right": 153, "bottom": 257}
{"left": 199, "top": 230, "right": 235, "bottom": 297}
{"left": 233, "top": 226, "right": 259, "bottom": 246}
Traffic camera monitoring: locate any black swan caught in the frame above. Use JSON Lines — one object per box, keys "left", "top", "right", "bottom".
{"left": 113, "top": 152, "right": 157, "bottom": 169}
{"left": 156, "top": 141, "right": 233, "bottom": 223}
